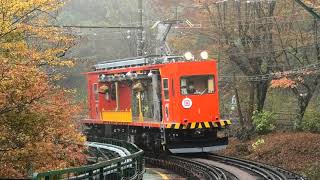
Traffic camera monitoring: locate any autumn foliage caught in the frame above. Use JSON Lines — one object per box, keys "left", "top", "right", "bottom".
{"left": 270, "top": 77, "right": 297, "bottom": 89}
{"left": 0, "top": 84, "right": 87, "bottom": 177}
{"left": 0, "top": 0, "right": 86, "bottom": 178}
{"left": 303, "top": 0, "right": 320, "bottom": 9}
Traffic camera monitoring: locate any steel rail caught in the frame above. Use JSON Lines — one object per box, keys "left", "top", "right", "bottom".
{"left": 174, "top": 156, "right": 227, "bottom": 180}
{"left": 145, "top": 154, "right": 230, "bottom": 180}
{"left": 208, "top": 154, "right": 306, "bottom": 180}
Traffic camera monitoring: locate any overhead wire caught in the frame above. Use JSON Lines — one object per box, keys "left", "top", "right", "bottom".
{"left": 173, "top": 30, "right": 319, "bottom": 44}
{"left": 219, "top": 62, "right": 320, "bottom": 82}
{"left": 175, "top": 16, "right": 314, "bottom": 30}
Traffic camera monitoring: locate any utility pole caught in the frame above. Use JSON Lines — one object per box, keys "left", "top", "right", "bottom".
{"left": 153, "top": 6, "right": 182, "bottom": 55}
{"left": 137, "top": 0, "right": 144, "bottom": 56}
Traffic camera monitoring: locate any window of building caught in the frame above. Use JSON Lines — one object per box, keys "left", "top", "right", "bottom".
{"left": 180, "top": 75, "right": 215, "bottom": 95}
{"left": 162, "top": 79, "right": 169, "bottom": 100}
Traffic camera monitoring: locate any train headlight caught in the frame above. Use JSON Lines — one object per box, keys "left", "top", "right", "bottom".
{"left": 184, "top": 52, "right": 194, "bottom": 61}
{"left": 200, "top": 51, "right": 209, "bottom": 60}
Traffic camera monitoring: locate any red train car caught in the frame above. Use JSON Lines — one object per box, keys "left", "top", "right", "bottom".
{"left": 83, "top": 55, "right": 231, "bottom": 153}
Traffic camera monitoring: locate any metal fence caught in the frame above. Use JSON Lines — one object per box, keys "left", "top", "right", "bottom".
{"left": 32, "top": 138, "right": 144, "bottom": 180}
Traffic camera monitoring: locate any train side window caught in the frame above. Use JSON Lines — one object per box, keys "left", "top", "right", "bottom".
{"left": 162, "top": 79, "right": 169, "bottom": 100}
{"left": 180, "top": 75, "right": 215, "bottom": 95}
{"left": 93, "top": 83, "right": 99, "bottom": 101}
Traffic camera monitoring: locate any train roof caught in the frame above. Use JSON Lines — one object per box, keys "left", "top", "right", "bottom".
{"left": 93, "top": 55, "right": 184, "bottom": 71}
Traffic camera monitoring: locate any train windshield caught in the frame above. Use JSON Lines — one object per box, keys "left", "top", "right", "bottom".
{"left": 180, "top": 75, "right": 215, "bottom": 95}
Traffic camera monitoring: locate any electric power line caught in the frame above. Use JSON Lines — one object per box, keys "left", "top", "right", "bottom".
{"left": 219, "top": 62, "right": 320, "bottom": 82}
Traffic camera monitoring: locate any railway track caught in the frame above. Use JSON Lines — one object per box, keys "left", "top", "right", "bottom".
{"left": 87, "top": 139, "right": 305, "bottom": 180}
{"left": 145, "top": 154, "right": 231, "bottom": 180}
{"left": 145, "top": 153, "right": 306, "bottom": 180}
{"left": 208, "top": 154, "right": 305, "bottom": 180}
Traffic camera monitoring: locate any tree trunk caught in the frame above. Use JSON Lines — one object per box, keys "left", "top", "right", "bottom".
{"left": 293, "top": 19, "right": 320, "bottom": 129}
{"left": 256, "top": 81, "right": 269, "bottom": 112}
{"left": 247, "top": 83, "right": 255, "bottom": 126}
{"left": 295, "top": 94, "right": 312, "bottom": 129}
{"left": 233, "top": 74, "right": 244, "bottom": 128}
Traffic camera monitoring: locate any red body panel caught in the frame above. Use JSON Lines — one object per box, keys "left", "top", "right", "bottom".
{"left": 85, "top": 60, "right": 220, "bottom": 127}
{"left": 160, "top": 61, "right": 220, "bottom": 124}
{"left": 99, "top": 82, "right": 131, "bottom": 111}
{"left": 87, "top": 76, "right": 98, "bottom": 120}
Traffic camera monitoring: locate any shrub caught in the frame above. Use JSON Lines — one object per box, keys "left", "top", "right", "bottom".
{"left": 234, "top": 127, "right": 256, "bottom": 140}
{"left": 252, "top": 138, "right": 265, "bottom": 151}
{"left": 302, "top": 112, "right": 320, "bottom": 133}
{"left": 304, "top": 163, "right": 320, "bottom": 180}
{"left": 252, "top": 111, "right": 276, "bottom": 134}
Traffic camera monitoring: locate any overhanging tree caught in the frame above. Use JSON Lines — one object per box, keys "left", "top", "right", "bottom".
{"left": 0, "top": 0, "right": 86, "bottom": 177}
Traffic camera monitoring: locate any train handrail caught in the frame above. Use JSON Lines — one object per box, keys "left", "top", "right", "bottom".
{"left": 32, "top": 137, "right": 144, "bottom": 180}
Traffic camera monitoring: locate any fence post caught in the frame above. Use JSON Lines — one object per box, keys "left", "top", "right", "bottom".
{"left": 99, "top": 167, "right": 104, "bottom": 179}
{"left": 117, "top": 162, "right": 122, "bottom": 178}
{"left": 88, "top": 170, "right": 93, "bottom": 180}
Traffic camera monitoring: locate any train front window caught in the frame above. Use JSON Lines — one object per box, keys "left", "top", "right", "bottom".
{"left": 180, "top": 75, "right": 215, "bottom": 95}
